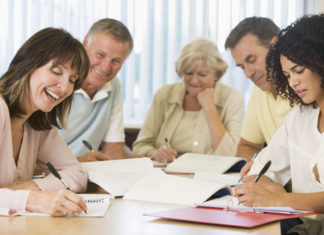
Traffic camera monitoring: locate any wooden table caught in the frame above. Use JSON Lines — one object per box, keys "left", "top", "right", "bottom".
{"left": 0, "top": 197, "right": 280, "bottom": 235}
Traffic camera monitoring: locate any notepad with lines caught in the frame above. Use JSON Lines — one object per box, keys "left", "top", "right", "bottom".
{"left": 80, "top": 194, "right": 114, "bottom": 217}
{"left": 19, "top": 194, "right": 114, "bottom": 217}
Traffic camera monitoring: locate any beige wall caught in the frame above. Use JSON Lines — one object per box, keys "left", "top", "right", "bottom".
{"left": 319, "top": 0, "right": 324, "bottom": 13}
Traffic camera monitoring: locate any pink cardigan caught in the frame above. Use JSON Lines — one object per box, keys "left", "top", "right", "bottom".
{"left": 0, "top": 97, "right": 87, "bottom": 212}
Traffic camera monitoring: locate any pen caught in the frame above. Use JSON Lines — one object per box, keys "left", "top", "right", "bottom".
{"left": 238, "top": 152, "right": 259, "bottom": 183}
{"left": 254, "top": 160, "right": 271, "bottom": 183}
{"left": 47, "top": 162, "right": 70, "bottom": 190}
{"left": 165, "top": 138, "right": 176, "bottom": 162}
{"left": 164, "top": 138, "right": 171, "bottom": 148}
{"left": 251, "top": 152, "right": 259, "bottom": 161}
{"left": 47, "top": 162, "right": 87, "bottom": 214}
{"left": 82, "top": 140, "right": 94, "bottom": 152}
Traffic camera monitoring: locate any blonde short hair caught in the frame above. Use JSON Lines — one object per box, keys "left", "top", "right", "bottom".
{"left": 175, "top": 38, "right": 227, "bottom": 79}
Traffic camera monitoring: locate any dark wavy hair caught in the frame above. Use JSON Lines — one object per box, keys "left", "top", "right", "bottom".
{"left": 266, "top": 14, "right": 324, "bottom": 107}
{"left": 0, "top": 27, "right": 90, "bottom": 130}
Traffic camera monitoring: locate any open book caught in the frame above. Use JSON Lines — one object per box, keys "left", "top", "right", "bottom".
{"left": 81, "top": 158, "right": 159, "bottom": 196}
{"left": 123, "top": 170, "right": 230, "bottom": 206}
{"left": 164, "top": 153, "right": 246, "bottom": 174}
{"left": 18, "top": 194, "right": 114, "bottom": 217}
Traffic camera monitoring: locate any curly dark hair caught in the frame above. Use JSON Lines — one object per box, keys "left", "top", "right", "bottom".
{"left": 266, "top": 14, "right": 324, "bottom": 107}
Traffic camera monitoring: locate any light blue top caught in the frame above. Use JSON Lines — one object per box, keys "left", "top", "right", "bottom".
{"left": 59, "top": 77, "right": 121, "bottom": 157}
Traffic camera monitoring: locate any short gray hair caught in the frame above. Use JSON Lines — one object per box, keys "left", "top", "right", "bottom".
{"left": 175, "top": 38, "right": 227, "bottom": 78}
{"left": 88, "top": 18, "right": 133, "bottom": 53}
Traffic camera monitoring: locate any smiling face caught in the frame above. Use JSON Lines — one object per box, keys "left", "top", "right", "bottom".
{"left": 280, "top": 55, "right": 324, "bottom": 105}
{"left": 183, "top": 62, "right": 217, "bottom": 97}
{"left": 230, "top": 33, "right": 271, "bottom": 91}
{"left": 27, "top": 60, "right": 78, "bottom": 114}
{"left": 83, "top": 32, "right": 130, "bottom": 92}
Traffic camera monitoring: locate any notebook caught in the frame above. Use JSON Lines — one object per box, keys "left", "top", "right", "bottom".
{"left": 18, "top": 194, "right": 114, "bottom": 217}
{"left": 164, "top": 153, "right": 246, "bottom": 174}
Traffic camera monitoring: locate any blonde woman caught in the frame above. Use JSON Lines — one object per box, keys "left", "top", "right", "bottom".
{"left": 133, "top": 38, "right": 243, "bottom": 163}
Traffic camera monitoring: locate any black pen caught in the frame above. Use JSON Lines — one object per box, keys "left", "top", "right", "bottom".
{"left": 47, "top": 162, "right": 87, "bottom": 214}
{"left": 254, "top": 160, "right": 271, "bottom": 183}
{"left": 82, "top": 140, "right": 94, "bottom": 152}
{"left": 164, "top": 138, "right": 171, "bottom": 148}
{"left": 47, "top": 162, "right": 70, "bottom": 190}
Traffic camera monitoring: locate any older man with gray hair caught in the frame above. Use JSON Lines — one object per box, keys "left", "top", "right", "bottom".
{"left": 59, "top": 18, "right": 134, "bottom": 162}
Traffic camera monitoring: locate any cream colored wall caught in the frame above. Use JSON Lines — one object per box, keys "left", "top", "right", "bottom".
{"left": 319, "top": 0, "right": 324, "bottom": 13}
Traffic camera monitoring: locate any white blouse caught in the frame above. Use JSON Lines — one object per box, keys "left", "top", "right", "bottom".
{"left": 249, "top": 105, "right": 324, "bottom": 193}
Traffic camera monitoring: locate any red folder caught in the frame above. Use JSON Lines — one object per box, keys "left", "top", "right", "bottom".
{"left": 144, "top": 207, "right": 316, "bottom": 228}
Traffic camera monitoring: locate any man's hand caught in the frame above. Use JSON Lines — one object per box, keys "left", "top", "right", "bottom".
{"left": 236, "top": 138, "right": 263, "bottom": 160}
{"left": 77, "top": 151, "right": 111, "bottom": 162}
{"left": 240, "top": 160, "right": 253, "bottom": 178}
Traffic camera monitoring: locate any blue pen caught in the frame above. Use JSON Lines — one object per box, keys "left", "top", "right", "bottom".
{"left": 238, "top": 152, "right": 259, "bottom": 183}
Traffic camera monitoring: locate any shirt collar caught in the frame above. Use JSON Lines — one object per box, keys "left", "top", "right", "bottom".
{"left": 75, "top": 81, "right": 112, "bottom": 102}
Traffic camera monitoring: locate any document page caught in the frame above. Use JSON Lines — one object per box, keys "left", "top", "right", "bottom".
{"left": 123, "top": 171, "right": 225, "bottom": 206}
{"left": 81, "top": 157, "right": 154, "bottom": 172}
{"left": 81, "top": 158, "right": 156, "bottom": 196}
{"left": 194, "top": 172, "right": 241, "bottom": 186}
{"left": 165, "top": 153, "right": 245, "bottom": 174}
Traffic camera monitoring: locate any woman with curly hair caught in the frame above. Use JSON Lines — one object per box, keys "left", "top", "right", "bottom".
{"left": 234, "top": 14, "right": 324, "bottom": 234}
{"left": 0, "top": 28, "right": 90, "bottom": 216}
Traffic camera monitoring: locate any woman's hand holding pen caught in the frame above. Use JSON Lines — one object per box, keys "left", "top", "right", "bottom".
{"left": 26, "top": 189, "right": 87, "bottom": 217}
{"left": 147, "top": 145, "right": 177, "bottom": 163}
{"left": 233, "top": 179, "right": 286, "bottom": 207}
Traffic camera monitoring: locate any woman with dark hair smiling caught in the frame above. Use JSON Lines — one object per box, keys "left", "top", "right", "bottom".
{"left": 0, "top": 27, "right": 90, "bottom": 216}
{"left": 234, "top": 14, "right": 324, "bottom": 234}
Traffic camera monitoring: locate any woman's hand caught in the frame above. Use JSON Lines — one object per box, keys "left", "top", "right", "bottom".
{"left": 26, "top": 189, "right": 87, "bottom": 217}
{"left": 233, "top": 180, "right": 286, "bottom": 207}
{"left": 147, "top": 146, "right": 177, "bottom": 163}
{"left": 197, "top": 88, "right": 215, "bottom": 110}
